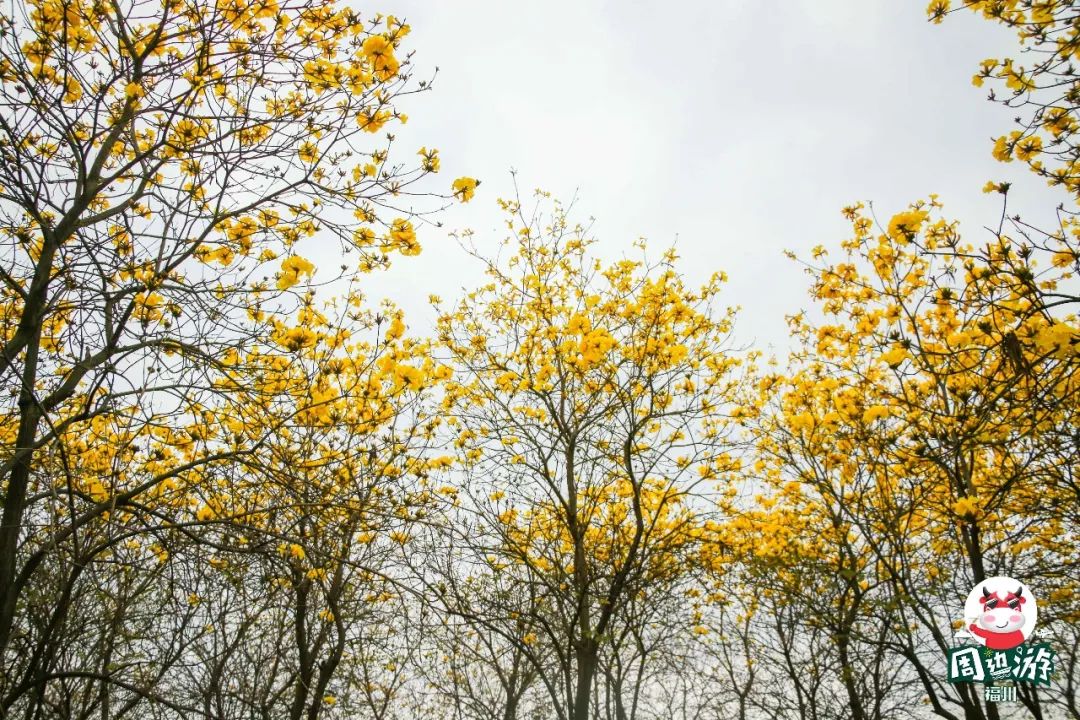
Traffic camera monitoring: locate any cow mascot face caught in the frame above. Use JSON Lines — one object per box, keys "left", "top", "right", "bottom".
{"left": 969, "top": 586, "right": 1027, "bottom": 650}
{"left": 977, "top": 586, "right": 1026, "bottom": 632}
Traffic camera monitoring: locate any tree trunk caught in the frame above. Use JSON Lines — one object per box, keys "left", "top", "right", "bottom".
{"left": 572, "top": 647, "right": 597, "bottom": 720}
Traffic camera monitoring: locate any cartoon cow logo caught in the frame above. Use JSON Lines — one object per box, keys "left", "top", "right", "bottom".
{"left": 961, "top": 577, "right": 1038, "bottom": 651}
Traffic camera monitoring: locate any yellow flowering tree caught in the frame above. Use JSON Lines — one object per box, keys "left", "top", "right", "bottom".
{"left": 0, "top": 0, "right": 456, "bottom": 713}
{"left": 431, "top": 189, "right": 744, "bottom": 720}
{"left": 169, "top": 291, "right": 446, "bottom": 719}
{"left": 735, "top": 195, "right": 1079, "bottom": 720}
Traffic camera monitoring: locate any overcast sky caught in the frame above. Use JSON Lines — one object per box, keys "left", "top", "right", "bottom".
{"left": 338, "top": 0, "right": 1064, "bottom": 356}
